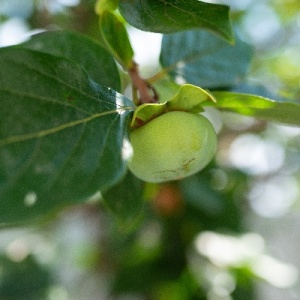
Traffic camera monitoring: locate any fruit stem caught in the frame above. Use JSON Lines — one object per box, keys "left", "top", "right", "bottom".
{"left": 128, "top": 62, "right": 158, "bottom": 105}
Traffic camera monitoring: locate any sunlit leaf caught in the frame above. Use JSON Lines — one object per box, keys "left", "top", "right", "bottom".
{"left": 95, "top": 0, "right": 118, "bottom": 14}
{"left": 205, "top": 91, "right": 300, "bottom": 126}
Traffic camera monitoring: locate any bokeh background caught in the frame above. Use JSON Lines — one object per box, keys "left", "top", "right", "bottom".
{"left": 0, "top": 0, "right": 300, "bottom": 299}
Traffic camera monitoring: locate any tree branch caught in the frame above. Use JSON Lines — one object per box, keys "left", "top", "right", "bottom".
{"left": 128, "top": 62, "right": 158, "bottom": 105}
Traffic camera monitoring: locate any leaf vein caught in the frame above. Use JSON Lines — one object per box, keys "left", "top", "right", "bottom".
{"left": 0, "top": 89, "right": 93, "bottom": 116}
{"left": 0, "top": 109, "right": 131, "bottom": 147}
{"left": 6, "top": 58, "right": 122, "bottom": 109}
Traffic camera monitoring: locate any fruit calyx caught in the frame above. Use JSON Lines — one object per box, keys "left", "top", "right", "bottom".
{"left": 130, "top": 84, "right": 216, "bottom": 130}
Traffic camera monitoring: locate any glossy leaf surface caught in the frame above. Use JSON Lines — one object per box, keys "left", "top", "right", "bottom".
{"left": 0, "top": 48, "right": 134, "bottom": 225}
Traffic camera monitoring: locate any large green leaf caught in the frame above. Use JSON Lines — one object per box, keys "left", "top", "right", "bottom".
{"left": 118, "top": 0, "right": 233, "bottom": 43}
{"left": 205, "top": 91, "right": 300, "bottom": 126}
{"left": 21, "top": 30, "right": 121, "bottom": 92}
{"left": 0, "top": 47, "right": 134, "bottom": 226}
{"left": 160, "top": 30, "right": 253, "bottom": 89}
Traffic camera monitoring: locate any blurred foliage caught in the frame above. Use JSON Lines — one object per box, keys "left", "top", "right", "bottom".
{"left": 0, "top": 0, "right": 300, "bottom": 299}
{"left": 0, "top": 254, "right": 51, "bottom": 299}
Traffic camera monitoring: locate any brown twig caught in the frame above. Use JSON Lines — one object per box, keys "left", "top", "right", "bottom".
{"left": 128, "top": 62, "right": 158, "bottom": 105}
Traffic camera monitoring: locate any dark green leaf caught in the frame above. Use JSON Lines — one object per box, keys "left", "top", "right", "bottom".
{"left": 21, "top": 30, "right": 121, "bottom": 92}
{"left": 0, "top": 48, "right": 134, "bottom": 226}
{"left": 180, "top": 174, "right": 225, "bottom": 216}
{"left": 205, "top": 91, "right": 300, "bottom": 126}
{"left": 160, "top": 30, "right": 253, "bottom": 89}
{"left": 180, "top": 168, "right": 245, "bottom": 232}
{"left": 118, "top": 0, "right": 233, "bottom": 42}
{"left": 0, "top": 255, "right": 51, "bottom": 299}
{"left": 102, "top": 171, "right": 144, "bottom": 232}
{"left": 100, "top": 11, "right": 134, "bottom": 69}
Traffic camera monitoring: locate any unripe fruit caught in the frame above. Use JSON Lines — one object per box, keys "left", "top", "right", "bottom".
{"left": 128, "top": 111, "right": 217, "bottom": 183}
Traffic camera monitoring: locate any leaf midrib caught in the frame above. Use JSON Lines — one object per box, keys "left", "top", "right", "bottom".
{"left": 0, "top": 108, "right": 132, "bottom": 147}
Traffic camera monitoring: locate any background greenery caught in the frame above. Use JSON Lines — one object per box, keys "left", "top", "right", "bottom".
{"left": 0, "top": 0, "right": 300, "bottom": 299}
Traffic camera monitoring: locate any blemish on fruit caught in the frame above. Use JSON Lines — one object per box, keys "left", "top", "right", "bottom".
{"left": 182, "top": 157, "right": 196, "bottom": 172}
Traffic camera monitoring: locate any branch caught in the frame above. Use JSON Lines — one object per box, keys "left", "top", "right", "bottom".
{"left": 128, "top": 62, "right": 158, "bottom": 105}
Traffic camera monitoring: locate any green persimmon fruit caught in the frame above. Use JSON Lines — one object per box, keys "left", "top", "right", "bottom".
{"left": 128, "top": 111, "right": 217, "bottom": 183}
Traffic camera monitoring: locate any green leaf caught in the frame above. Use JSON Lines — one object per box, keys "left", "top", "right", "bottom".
{"left": 100, "top": 10, "right": 134, "bottom": 69}
{"left": 21, "top": 30, "right": 121, "bottom": 92}
{"left": 167, "top": 84, "right": 216, "bottom": 110}
{"left": 230, "top": 83, "right": 281, "bottom": 100}
{"left": 131, "top": 84, "right": 215, "bottom": 129}
{"left": 102, "top": 171, "right": 144, "bottom": 232}
{"left": 0, "top": 47, "right": 135, "bottom": 226}
{"left": 118, "top": 0, "right": 233, "bottom": 42}
{"left": 205, "top": 91, "right": 300, "bottom": 126}
{"left": 0, "top": 254, "right": 51, "bottom": 299}
{"left": 180, "top": 173, "right": 225, "bottom": 216}
{"left": 160, "top": 30, "right": 253, "bottom": 89}
{"left": 180, "top": 168, "right": 245, "bottom": 232}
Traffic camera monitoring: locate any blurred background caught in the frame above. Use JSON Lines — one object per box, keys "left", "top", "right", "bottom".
{"left": 0, "top": 0, "right": 300, "bottom": 299}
